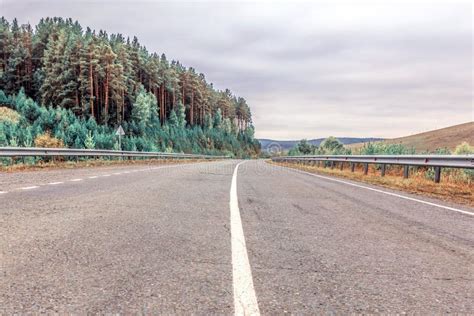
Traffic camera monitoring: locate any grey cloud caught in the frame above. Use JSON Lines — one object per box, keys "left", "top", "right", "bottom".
{"left": 2, "top": 0, "right": 472, "bottom": 139}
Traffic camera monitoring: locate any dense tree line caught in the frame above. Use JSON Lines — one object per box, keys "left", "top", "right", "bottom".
{"left": 287, "top": 137, "right": 471, "bottom": 156}
{"left": 0, "top": 17, "right": 260, "bottom": 156}
{"left": 288, "top": 137, "right": 350, "bottom": 156}
{"left": 287, "top": 137, "right": 420, "bottom": 156}
{"left": 286, "top": 138, "right": 473, "bottom": 182}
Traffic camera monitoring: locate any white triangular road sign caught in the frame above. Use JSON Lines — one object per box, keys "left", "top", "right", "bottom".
{"left": 115, "top": 125, "right": 125, "bottom": 136}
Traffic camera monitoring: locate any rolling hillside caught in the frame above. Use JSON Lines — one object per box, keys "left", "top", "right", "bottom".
{"left": 259, "top": 137, "right": 384, "bottom": 151}
{"left": 348, "top": 122, "right": 474, "bottom": 153}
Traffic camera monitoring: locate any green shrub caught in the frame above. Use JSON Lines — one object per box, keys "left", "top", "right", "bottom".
{"left": 453, "top": 142, "right": 474, "bottom": 155}
{"left": 84, "top": 131, "right": 95, "bottom": 149}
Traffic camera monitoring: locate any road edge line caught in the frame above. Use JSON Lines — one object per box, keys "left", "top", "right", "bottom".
{"left": 271, "top": 162, "right": 474, "bottom": 217}
{"left": 230, "top": 161, "right": 260, "bottom": 315}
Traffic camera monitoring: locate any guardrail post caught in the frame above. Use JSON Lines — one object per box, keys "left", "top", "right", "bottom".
{"left": 434, "top": 166, "right": 441, "bottom": 183}
{"left": 403, "top": 165, "right": 409, "bottom": 179}
{"left": 331, "top": 161, "right": 335, "bottom": 169}
{"left": 351, "top": 163, "right": 355, "bottom": 172}
{"left": 381, "top": 164, "right": 386, "bottom": 177}
{"left": 340, "top": 162, "right": 344, "bottom": 171}
{"left": 364, "top": 163, "right": 369, "bottom": 175}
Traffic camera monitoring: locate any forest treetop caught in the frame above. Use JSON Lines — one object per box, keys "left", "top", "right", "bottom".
{"left": 0, "top": 16, "right": 253, "bottom": 127}
{"left": 0, "top": 17, "right": 260, "bottom": 157}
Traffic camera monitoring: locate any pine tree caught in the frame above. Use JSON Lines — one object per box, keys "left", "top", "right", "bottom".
{"left": 79, "top": 31, "right": 96, "bottom": 117}
{"left": 99, "top": 41, "right": 116, "bottom": 124}
{"left": 0, "top": 17, "right": 261, "bottom": 157}
{"left": 0, "top": 17, "right": 11, "bottom": 89}
{"left": 176, "top": 101, "right": 186, "bottom": 129}
{"left": 214, "top": 108, "right": 222, "bottom": 129}
{"left": 84, "top": 131, "right": 95, "bottom": 149}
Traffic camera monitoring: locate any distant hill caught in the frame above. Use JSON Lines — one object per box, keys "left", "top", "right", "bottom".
{"left": 347, "top": 122, "right": 474, "bottom": 153}
{"left": 258, "top": 137, "right": 384, "bottom": 151}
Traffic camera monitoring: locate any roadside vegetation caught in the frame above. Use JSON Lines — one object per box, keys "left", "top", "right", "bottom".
{"left": 272, "top": 160, "right": 473, "bottom": 207}
{"left": 347, "top": 122, "right": 474, "bottom": 153}
{"left": 0, "top": 89, "right": 259, "bottom": 162}
{"left": 0, "top": 17, "right": 260, "bottom": 163}
{"left": 274, "top": 138, "right": 474, "bottom": 206}
{"left": 0, "top": 157, "right": 208, "bottom": 173}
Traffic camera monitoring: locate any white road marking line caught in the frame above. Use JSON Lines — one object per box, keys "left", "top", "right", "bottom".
{"left": 275, "top": 164, "right": 474, "bottom": 217}
{"left": 21, "top": 186, "right": 39, "bottom": 190}
{"left": 1, "top": 161, "right": 221, "bottom": 196}
{"left": 48, "top": 182, "right": 64, "bottom": 185}
{"left": 230, "top": 161, "right": 260, "bottom": 316}
{"left": 113, "top": 172, "right": 122, "bottom": 175}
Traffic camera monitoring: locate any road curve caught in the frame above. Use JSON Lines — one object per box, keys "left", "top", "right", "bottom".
{"left": 1, "top": 160, "right": 238, "bottom": 314}
{"left": 238, "top": 161, "right": 473, "bottom": 314}
{"left": 0, "top": 159, "right": 473, "bottom": 313}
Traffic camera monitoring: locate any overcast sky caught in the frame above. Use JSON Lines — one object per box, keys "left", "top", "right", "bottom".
{"left": 2, "top": 0, "right": 473, "bottom": 139}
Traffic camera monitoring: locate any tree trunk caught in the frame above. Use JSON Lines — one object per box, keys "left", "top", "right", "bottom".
{"left": 182, "top": 82, "right": 185, "bottom": 106}
{"left": 89, "top": 55, "right": 94, "bottom": 118}
{"left": 124, "top": 89, "right": 128, "bottom": 122}
{"left": 172, "top": 89, "right": 175, "bottom": 109}
{"left": 104, "top": 69, "right": 109, "bottom": 124}
{"left": 25, "top": 35, "right": 33, "bottom": 93}
{"left": 160, "top": 84, "right": 165, "bottom": 124}
{"left": 75, "top": 89, "right": 79, "bottom": 114}
{"left": 94, "top": 73, "right": 99, "bottom": 119}
{"left": 190, "top": 90, "right": 194, "bottom": 125}
{"left": 164, "top": 90, "right": 167, "bottom": 121}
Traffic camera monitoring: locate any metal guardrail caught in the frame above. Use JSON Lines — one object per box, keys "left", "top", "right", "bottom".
{"left": 0, "top": 147, "right": 228, "bottom": 160}
{"left": 272, "top": 155, "right": 474, "bottom": 183}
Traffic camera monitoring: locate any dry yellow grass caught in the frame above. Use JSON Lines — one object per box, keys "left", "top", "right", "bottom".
{"left": 0, "top": 107, "right": 20, "bottom": 124}
{"left": 34, "top": 132, "right": 65, "bottom": 148}
{"left": 270, "top": 161, "right": 473, "bottom": 207}
{"left": 0, "top": 158, "right": 210, "bottom": 173}
{"left": 348, "top": 122, "right": 474, "bottom": 153}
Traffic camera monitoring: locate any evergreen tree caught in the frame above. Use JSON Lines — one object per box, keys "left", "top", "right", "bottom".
{"left": 84, "top": 131, "right": 95, "bottom": 149}
{"left": 0, "top": 17, "right": 261, "bottom": 157}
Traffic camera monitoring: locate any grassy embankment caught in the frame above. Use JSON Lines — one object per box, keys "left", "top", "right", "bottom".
{"left": 348, "top": 122, "right": 474, "bottom": 153}
{"left": 270, "top": 161, "right": 473, "bottom": 207}
{"left": 0, "top": 158, "right": 213, "bottom": 173}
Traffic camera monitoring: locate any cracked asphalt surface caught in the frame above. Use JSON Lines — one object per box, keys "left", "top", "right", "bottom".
{"left": 1, "top": 159, "right": 473, "bottom": 313}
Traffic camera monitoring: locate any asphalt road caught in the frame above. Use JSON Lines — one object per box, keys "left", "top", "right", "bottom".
{"left": 1, "top": 160, "right": 473, "bottom": 313}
